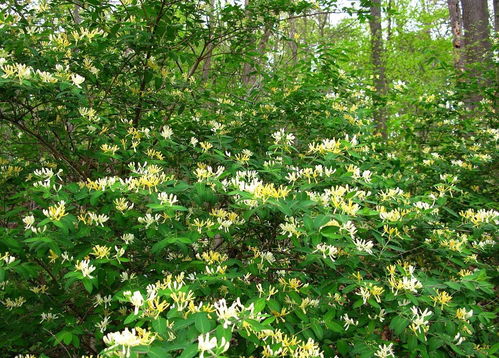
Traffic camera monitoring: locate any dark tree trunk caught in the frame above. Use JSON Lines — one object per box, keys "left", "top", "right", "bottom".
{"left": 447, "top": 0, "right": 465, "bottom": 72}
{"left": 369, "top": 0, "right": 388, "bottom": 139}
{"left": 460, "top": 0, "right": 492, "bottom": 109}
{"left": 201, "top": 0, "right": 216, "bottom": 81}
{"left": 289, "top": 17, "right": 298, "bottom": 64}
{"left": 387, "top": 0, "right": 393, "bottom": 42}
{"left": 494, "top": 0, "right": 499, "bottom": 33}
{"left": 241, "top": 0, "right": 273, "bottom": 87}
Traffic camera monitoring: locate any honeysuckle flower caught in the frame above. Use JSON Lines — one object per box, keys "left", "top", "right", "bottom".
{"left": 455, "top": 307, "right": 473, "bottom": 322}
{"left": 121, "top": 233, "right": 135, "bottom": 244}
{"left": 22, "top": 215, "right": 35, "bottom": 230}
{"left": 271, "top": 128, "right": 295, "bottom": 148}
{"left": 374, "top": 343, "right": 395, "bottom": 358}
{"left": 2, "top": 296, "right": 26, "bottom": 310}
{"left": 96, "top": 316, "right": 110, "bottom": 333}
{"left": 103, "top": 327, "right": 155, "bottom": 358}
{"left": 137, "top": 213, "right": 162, "bottom": 228}
{"left": 314, "top": 243, "right": 338, "bottom": 261}
{"left": 454, "top": 332, "right": 465, "bottom": 345}
{"left": 71, "top": 73, "right": 85, "bottom": 87}
{"left": 114, "top": 197, "right": 134, "bottom": 212}
{"left": 75, "top": 259, "right": 96, "bottom": 278}
{"left": 431, "top": 290, "right": 452, "bottom": 309}
{"left": 342, "top": 313, "right": 358, "bottom": 330}
{"left": 198, "top": 333, "right": 230, "bottom": 358}
{"left": 214, "top": 298, "right": 244, "bottom": 329}
{"left": 40, "top": 312, "right": 59, "bottom": 323}
{"left": 158, "top": 192, "right": 178, "bottom": 205}
{"left": 43, "top": 201, "right": 67, "bottom": 221}
{"left": 353, "top": 238, "right": 374, "bottom": 255}
{"left": 409, "top": 306, "right": 432, "bottom": 335}
{"left": 356, "top": 286, "right": 371, "bottom": 304}
{"left": 125, "top": 291, "right": 144, "bottom": 315}
{"left": 160, "top": 125, "right": 173, "bottom": 139}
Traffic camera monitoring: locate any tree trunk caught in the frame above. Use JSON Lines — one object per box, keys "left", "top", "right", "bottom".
{"left": 369, "top": 0, "right": 388, "bottom": 139}
{"left": 460, "top": 0, "right": 492, "bottom": 109}
{"left": 387, "top": 0, "right": 393, "bottom": 42}
{"left": 289, "top": 17, "right": 298, "bottom": 64}
{"left": 242, "top": 0, "right": 273, "bottom": 88}
{"left": 494, "top": 0, "right": 499, "bottom": 33}
{"left": 201, "top": 0, "right": 216, "bottom": 81}
{"left": 447, "top": 0, "right": 465, "bottom": 72}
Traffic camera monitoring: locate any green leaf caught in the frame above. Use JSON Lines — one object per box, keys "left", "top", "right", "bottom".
{"left": 146, "top": 345, "right": 171, "bottom": 358}
{"left": 390, "top": 316, "right": 409, "bottom": 335}
{"left": 152, "top": 317, "right": 168, "bottom": 337}
{"left": 194, "top": 313, "right": 211, "bottom": 333}
{"left": 311, "top": 320, "right": 324, "bottom": 340}
{"left": 82, "top": 279, "right": 93, "bottom": 293}
{"left": 253, "top": 298, "right": 266, "bottom": 313}
{"left": 325, "top": 319, "right": 344, "bottom": 333}
{"left": 178, "top": 344, "right": 198, "bottom": 358}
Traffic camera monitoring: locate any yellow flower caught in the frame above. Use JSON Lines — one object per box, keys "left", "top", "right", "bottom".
{"left": 48, "top": 249, "right": 59, "bottom": 263}
{"left": 101, "top": 143, "right": 119, "bottom": 155}
{"left": 271, "top": 307, "right": 289, "bottom": 323}
{"left": 91, "top": 245, "right": 111, "bottom": 259}
{"left": 369, "top": 285, "right": 385, "bottom": 303}
{"left": 199, "top": 141, "right": 213, "bottom": 152}
{"left": 114, "top": 197, "right": 134, "bottom": 212}
{"left": 431, "top": 290, "right": 452, "bottom": 309}
{"left": 43, "top": 201, "right": 68, "bottom": 221}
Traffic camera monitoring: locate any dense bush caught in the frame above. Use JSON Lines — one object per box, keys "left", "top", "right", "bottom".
{"left": 2, "top": 106, "right": 498, "bottom": 357}
{"left": 0, "top": 1, "right": 497, "bottom": 357}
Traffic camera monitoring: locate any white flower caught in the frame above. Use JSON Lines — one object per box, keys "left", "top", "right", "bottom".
{"left": 103, "top": 328, "right": 154, "bottom": 358}
{"left": 356, "top": 286, "right": 371, "bottom": 304}
{"left": 342, "top": 313, "right": 358, "bottom": 330}
{"left": 374, "top": 343, "right": 395, "bottom": 358}
{"left": 410, "top": 306, "right": 432, "bottom": 335}
{"left": 214, "top": 298, "right": 243, "bottom": 329}
{"left": 125, "top": 291, "right": 144, "bottom": 315}
{"left": 160, "top": 125, "right": 173, "bottom": 139}
{"left": 314, "top": 243, "right": 338, "bottom": 261}
{"left": 121, "top": 233, "right": 135, "bottom": 244}
{"left": 454, "top": 332, "right": 465, "bottom": 345}
{"left": 353, "top": 238, "right": 374, "bottom": 255}
{"left": 75, "top": 259, "right": 96, "bottom": 278}
{"left": 198, "top": 333, "right": 217, "bottom": 357}
{"left": 198, "top": 333, "right": 230, "bottom": 358}
{"left": 22, "top": 215, "right": 35, "bottom": 230}
{"left": 138, "top": 213, "right": 162, "bottom": 228}
{"left": 71, "top": 73, "right": 85, "bottom": 87}
{"left": 271, "top": 128, "right": 295, "bottom": 147}
{"left": 362, "top": 170, "right": 372, "bottom": 182}
{"left": 40, "top": 312, "right": 59, "bottom": 323}
{"left": 96, "top": 316, "right": 110, "bottom": 333}
{"left": 88, "top": 212, "right": 109, "bottom": 226}
{"left": 158, "top": 192, "right": 178, "bottom": 206}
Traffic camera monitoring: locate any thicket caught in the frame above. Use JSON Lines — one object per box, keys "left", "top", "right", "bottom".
{"left": 0, "top": 1, "right": 497, "bottom": 357}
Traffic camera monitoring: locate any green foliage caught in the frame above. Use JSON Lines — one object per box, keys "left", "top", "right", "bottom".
{"left": 0, "top": 1, "right": 497, "bottom": 358}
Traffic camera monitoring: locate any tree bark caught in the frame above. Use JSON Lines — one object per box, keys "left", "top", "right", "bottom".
{"left": 460, "top": 0, "right": 492, "bottom": 109}
{"left": 242, "top": 2, "right": 273, "bottom": 88}
{"left": 494, "top": 0, "right": 499, "bottom": 33}
{"left": 289, "top": 17, "right": 298, "bottom": 64}
{"left": 447, "top": 0, "right": 464, "bottom": 72}
{"left": 201, "top": 0, "right": 216, "bottom": 81}
{"left": 369, "top": 0, "right": 388, "bottom": 139}
{"left": 387, "top": 0, "right": 393, "bottom": 42}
